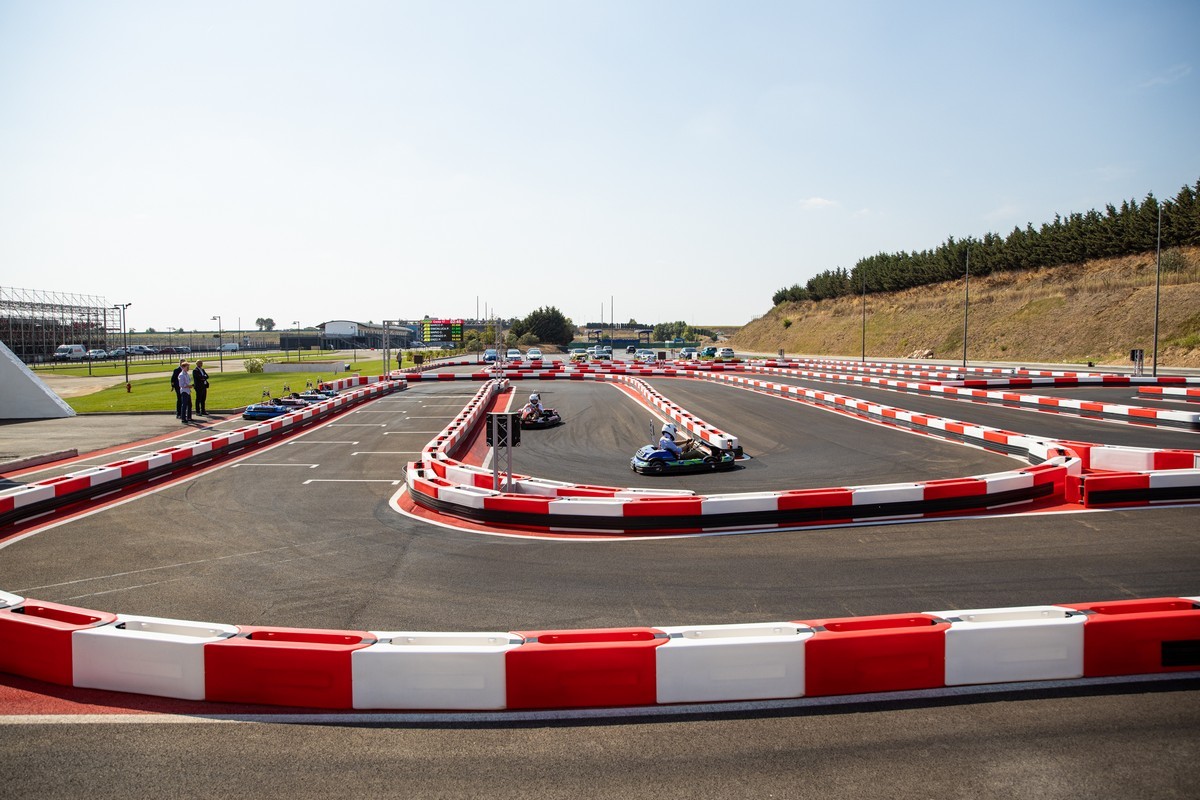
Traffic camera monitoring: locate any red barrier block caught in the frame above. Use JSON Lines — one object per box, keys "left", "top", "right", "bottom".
{"left": 204, "top": 626, "right": 374, "bottom": 708}
{"left": 0, "top": 601, "right": 117, "bottom": 685}
{"left": 798, "top": 613, "right": 949, "bottom": 697}
{"left": 506, "top": 627, "right": 665, "bottom": 709}
{"left": 1061, "top": 598, "right": 1200, "bottom": 676}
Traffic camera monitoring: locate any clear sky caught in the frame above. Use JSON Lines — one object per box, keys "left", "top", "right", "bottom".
{"left": 1, "top": 1, "right": 1197, "bottom": 335}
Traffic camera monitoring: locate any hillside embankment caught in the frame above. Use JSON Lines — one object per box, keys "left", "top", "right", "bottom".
{"left": 732, "top": 247, "right": 1200, "bottom": 369}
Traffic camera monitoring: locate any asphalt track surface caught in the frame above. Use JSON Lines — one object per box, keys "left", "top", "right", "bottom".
{"left": 1, "top": 368, "right": 1198, "bottom": 800}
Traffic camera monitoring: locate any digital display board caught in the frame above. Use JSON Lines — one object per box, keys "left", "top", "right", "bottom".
{"left": 422, "top": 318, "right": 464, "bottom": 343}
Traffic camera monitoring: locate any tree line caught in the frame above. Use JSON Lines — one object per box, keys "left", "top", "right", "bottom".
{"left": 774, "top": 178, "right": 1200, "bottom": 305}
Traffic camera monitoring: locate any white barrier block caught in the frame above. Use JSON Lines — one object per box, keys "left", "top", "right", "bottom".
{"left": 927, "top": 605, "right": 1084, "bottom": 686}
{"left": 72, "top": 614, "right": 238, "bottom": 700}
{"left": 982, "top": 472, "right": 1035, "bottom": 495}
{"left": 1148, "top": 469, "right": 1200, "bottom": 489}
{"left": 352, "top": 631, "right": 523, "bottom": 710}
{"left": 701, "top": 493, "right": 780, "bottom": 516}
{"left": 656, "top": 623, "right": 812, "bottom": 704}
{"left": 547, "top": 497, "right": 626, "bottom": 517}
{"left": 1089, "top": 446, "right": 1157, "bottom": 472}
{"left": 851, "top": 483, "right": 924, "bottom": 506}
{"left": 0, "top": 589, "right": 23, "bottom": 609}
{"left": 11, "top": 483, "right": 56, "bottom": 509}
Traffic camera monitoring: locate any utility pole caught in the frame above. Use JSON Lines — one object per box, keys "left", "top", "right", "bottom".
{"left": 961, "top": 249, "right": 970, "bottom": 369}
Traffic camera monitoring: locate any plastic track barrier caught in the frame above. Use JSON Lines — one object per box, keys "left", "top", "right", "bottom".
{"left": 0, "top": 593, "right": 1196, "bottom": 710}
{"left": 204, "top": 625, "right": 376, "bottom": 708}
{"left": 1061, "top": 598, "right": 1200, "bottom": 676}
{"left": 0, "top": 600, "right": 118, "bottom": 686}
{"left": 505, "top": 627, "right": 666, "bottom": 709}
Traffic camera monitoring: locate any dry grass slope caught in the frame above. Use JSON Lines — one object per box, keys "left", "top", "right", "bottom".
{"left": 733, "top": 247, "right": 1200, "bottom": 368}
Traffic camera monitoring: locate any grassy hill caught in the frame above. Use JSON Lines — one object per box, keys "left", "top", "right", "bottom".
{"left": 732, "top": 247, "right": 1200, "bottom": 368}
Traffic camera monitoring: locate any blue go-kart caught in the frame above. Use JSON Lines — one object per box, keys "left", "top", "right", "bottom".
{"left": 630, "top": 439, "right": 737, "bottom": 475}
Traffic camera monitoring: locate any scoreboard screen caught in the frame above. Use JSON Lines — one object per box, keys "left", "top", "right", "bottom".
{"left": 422, "top": 318, "right": 464, "bottom": 343}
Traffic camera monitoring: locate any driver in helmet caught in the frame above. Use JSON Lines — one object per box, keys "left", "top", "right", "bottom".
{"left": 658, "top": 422, "right": 700, "bottom": 460}
{"left": 522, "top": 392, "right": 545, "bottom": 419}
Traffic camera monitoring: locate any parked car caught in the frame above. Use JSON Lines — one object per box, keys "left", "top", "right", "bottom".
{"left": 716, "top": 347, "right": 735, "bottom": 359}
{"left": 107, "top": 347, "right": 127, "bottom": 358}
{"left": 128, "top": 345, "right": 155, "bottom": 355}
{"left": 483, "top": 348, "right": 498, "bottom": 362}
{"left": 636, "top": 349, "right": 657, "bottom": 363}
{"left": 526, "top": 347, "right": 543, "bottom": 360}
{"left": 52, "top": 344, "right": 87, "bottom": 361}
{"left": 159, "top": 346, "right": 179, "bottom": 354}
{"left": 219, "top": 342, "right": 238, "bottom": 352}
{"left": 626, "top": 345, "right": 637, "bottom": 354}
{"left": 85, "top": 349, "right": 107, "bottom": 360}
{"left": 699, "top": 346, "right": 718, "bottom": 358}
{"left": 569, "top": 348, "right": 588, "bottom": 362}
{"left": 679, "top": 347, "right": 698, "bottom": 360}
{"left": 506, "top": 348, "right": 522, "bottom": 360}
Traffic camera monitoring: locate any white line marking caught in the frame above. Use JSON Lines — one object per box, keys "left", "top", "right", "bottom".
{"left": 303, "top": 479, "right": 402, "bottom": 485}
{"left": 284, "top": 441, "right": 359, "bottom": 445}
{"left": 383, "top": 430, "right": 442, "bottom": 434}
{"left": 327, "top": 423, "right": 387, "bottom": 427}
{"left": 351, "top": 452, "right": 421, "bottom": 455}
{"left": 231, "top": 463, "right": 319, "bottom": 468}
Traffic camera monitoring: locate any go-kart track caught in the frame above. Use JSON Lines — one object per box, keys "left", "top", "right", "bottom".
{"left": 1, "top": 356, "right": 1197, "bottom": 800}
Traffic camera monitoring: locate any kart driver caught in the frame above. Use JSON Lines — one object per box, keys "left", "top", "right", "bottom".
{"left": 658, "top": 422, "right": 700, "bottom": 460}
{"left": 522, "top": 393, "right": 545, "bottom": 419}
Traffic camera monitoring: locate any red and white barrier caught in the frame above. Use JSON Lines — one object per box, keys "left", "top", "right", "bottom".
{"left": 0, "top": 592, "right": 1195, "bottom": 710}
{"left": 72, "top": 614, "right": 239, "bottom": 700}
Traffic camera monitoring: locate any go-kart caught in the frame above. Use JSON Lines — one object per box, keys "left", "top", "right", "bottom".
{"left": 242, "top": 401, "right": 292, "bottom": 420}
{"left": 520, "top": 406, "right": 563, "bottom": 429}
{"left": 630, "top": 439, "right": 737, "bottom": 475}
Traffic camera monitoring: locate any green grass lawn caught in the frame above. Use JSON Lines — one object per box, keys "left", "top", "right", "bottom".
{"left": 68, "top": 360, "right": 390, "bottom": 413}
{"left": 33, "top": 350, "right": 297, "bottom": 378}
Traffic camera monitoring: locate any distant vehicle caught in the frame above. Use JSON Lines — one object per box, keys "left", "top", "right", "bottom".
{"left": 626, "top": 345, "right": 637, "bottom": 354}
{"left": 219, "top": 342, "right": 238, "bottom": 352}
{"left": 52, "top": 344, "right": 87, "bottom": 361}
{"left": 128, "top": 345, "right": 155, "bottom": 355}
{"left": 590, "top": 350, "right": 612, "bottom": 362}
{"left": 717, "top": 347, "right": 735, "bottom": 359}
{"left": 526, "top": 347, "right": 543, "bottom": 360}
{"left": 636, "top": 349, "right": 656, "bottom": 363}
{"left": 159, "top": 346, "right": 180, "bottom": 354}
{"left": 108, "top": 347, "right": 127, "bottom": 358}
{"left": 679, "top": 347, "right": 698, "bottom": 360}
{"left": 506, "top": 348, "right": 522, "bottom": 360}
{"left": 85, "top": 349, "right": 107, "bottom": 360}
{"left": 699, "top": 346, "right": 718, "bottom": 358}
{"left": 569, "top": 348, "right": 588, "bottom": 362}
{"left": 483, "top": 348, "right": 498, "bottom": 362}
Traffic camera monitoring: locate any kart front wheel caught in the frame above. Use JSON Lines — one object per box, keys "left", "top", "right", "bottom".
{"left": 645, "top": 460, "right": 665, "bottom": 475}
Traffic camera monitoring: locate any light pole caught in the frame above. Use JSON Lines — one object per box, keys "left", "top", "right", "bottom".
{"left": 1152, "top": 205, "right": 1162, "bottom": 376}
{"left": 962, "top": 248, "right": 970, "bottom": 369}
{"left": 112, "top": 303, "right": 130, "bottom": 388}
{"left": 293, "top": 321, "right": 300, "bottom": 363}
{"left": 211, "top": 315, "right": 223, "bottom": 372}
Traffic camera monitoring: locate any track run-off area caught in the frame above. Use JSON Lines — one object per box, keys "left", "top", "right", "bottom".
{"left": 0, "top": 356, "right": 1197, "bottom": 800}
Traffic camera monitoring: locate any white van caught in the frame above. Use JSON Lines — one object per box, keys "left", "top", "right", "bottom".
{"left": 53, "top": 344, "right": 87, "bottom": 361}
{"left": 220, "top": 342, "right": 239, "bottom": 352}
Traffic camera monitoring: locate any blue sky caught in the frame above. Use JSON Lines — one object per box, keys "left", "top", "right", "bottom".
{"left": 1, "top": 1, "right": 1197, "bottom": 334}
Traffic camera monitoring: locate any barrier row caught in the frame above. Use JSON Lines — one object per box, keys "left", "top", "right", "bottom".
{"left": 743, "top": 364, "right": 1200, "bottom": 430}
{"left": 755, "top": 357, "right": 1200, "bottom": 385}
{"left": 0, "top": 589, "right": 1194, "bottom": 710}
{"left": 1139, "top": 386, "right": 1200, "bottom": 402}
{"left": 0, "top": 381, "right": 403, "bottom": 528}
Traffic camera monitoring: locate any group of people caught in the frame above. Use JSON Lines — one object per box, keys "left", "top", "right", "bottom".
{"left": 170, "top": 359, "right": 210, "bottom": 423}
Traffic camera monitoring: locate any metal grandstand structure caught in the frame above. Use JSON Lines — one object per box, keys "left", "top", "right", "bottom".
{"left": 0, "top": 286, "right": 115, "bottom": 363}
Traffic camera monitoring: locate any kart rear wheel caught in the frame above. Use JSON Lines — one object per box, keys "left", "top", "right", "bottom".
{"left": 645, "top": 460, "right": 665, "bottom": 475}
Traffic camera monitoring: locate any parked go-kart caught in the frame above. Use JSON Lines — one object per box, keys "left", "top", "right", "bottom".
{"left": 630, "top": 438, "right": 736, "bottom": 475}
{"left": 520, "top": 406, "right": 563, "bottom": 429}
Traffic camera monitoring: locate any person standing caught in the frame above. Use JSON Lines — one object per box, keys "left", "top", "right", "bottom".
{"left": 170, "top": 358, "right": 187, "bottom": 419}
{"left": 177, "top": 362, "right": 194, "bottom": 423}
{"left": 193, "top": 360, "right": 210, "bottom": 415}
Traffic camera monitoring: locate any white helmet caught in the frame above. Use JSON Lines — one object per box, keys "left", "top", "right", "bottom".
{"left": 661, "top": 422, "right": 677, "bottom": 439}
{"left": 529, "top": 393, "right": 540, "bottom": 403}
